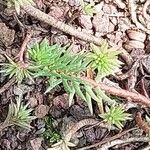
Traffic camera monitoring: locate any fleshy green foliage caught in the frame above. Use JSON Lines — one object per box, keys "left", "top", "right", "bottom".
{"left": 87, "top": 41, "right": 123, "bottom": 80}
{"left": 4, "top": 95, "right": 36, "bottom": 129}
{"left": 7, "top": 0, "right": 34, "bottom": 14}
{"left": 80, "top": 0, "right": 96, "bottom": 16}
{"left": 28, "top": 39, "right": 116, "bottom": 114}
{"left": 0, "top": 39, "right": 119, "bottom": 114}
{"left": 28, "top": 39, "right": 87, "bottom": 74}
{"left": 0, "top": 55, "right": 34, "bottom": 84}
{"left": 43, "top": 117, "right": 61, "bottom": 144}
{"left": 83, "top": 3, "right": 96, "bottom": 16}
{"left": 28, "top": 39, "right": 95, "bottom": 113}
{"left": 99, "top": 105, "right": 131, "bottom": 129}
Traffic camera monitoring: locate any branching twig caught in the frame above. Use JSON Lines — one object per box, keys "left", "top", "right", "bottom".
{"left": 81, "top": 77, "right": 150, "bottom": 107}
{"left": 21, "top": 4, "right": 133, "bottom": 66}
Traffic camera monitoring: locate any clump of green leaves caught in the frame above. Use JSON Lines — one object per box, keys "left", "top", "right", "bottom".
{"left": 1, "top": 94, "right": 36, "bottom": 130}
{"left": 80, "top": 0, "right": 96, "bottom": 16}
{"left": 43, "top": 116, "right": 61, "bottom": 144}
{"left": 99, "top": 105, "right": 131, "bottom": 129}
{"left": 87, "top": 41, "right": 123, "bottom": 80}
{"left": 0, "top": 55, "right": 34, "bottom": 84}
{"left": 28, "top": 39, "right": 94, "bottom": 112}
{"left": 0, "top": 39, "right": 121, "bottom": 114}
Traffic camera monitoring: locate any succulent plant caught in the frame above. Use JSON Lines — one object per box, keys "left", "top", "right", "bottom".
{"left": 99, "top": 104, "right": 131, "bottom": 129}
{"left": 0, "top": 55, "right": 35, "bottom": 84}
{"left": 87, "top": 41, "right": 123, "bottom": 80}
{"left": 1, "top": 94, "right": 36, "bottom": 130}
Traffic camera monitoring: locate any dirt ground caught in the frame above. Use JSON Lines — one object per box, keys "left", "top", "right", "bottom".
{"left": 1, "top": 0, "right": 150, "bottom": 150}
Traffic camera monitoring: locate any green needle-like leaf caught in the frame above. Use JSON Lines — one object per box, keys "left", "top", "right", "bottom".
{"left": 87, "top": 41, "right": 123, "bottom": 79}
{"left": 100, "top": 105, "right": 131, "bottom": 129}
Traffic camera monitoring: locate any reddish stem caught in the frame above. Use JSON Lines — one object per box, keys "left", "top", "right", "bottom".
{"left": 82, "top": 77, "right": 150, "bottom": 107}
{"left": 18, "top": 30, "right": 32, "bottom": 62}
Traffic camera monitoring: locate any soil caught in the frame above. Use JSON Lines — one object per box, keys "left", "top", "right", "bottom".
{"left": 1, "top": 0, "right": 150, "bottom": 150}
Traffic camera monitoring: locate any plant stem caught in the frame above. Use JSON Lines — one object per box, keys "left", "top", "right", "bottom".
{"left": 82, "top": 77, "right": 150, "bottom": 107}
{"left": 18, "top": 30, "right": 32, "bottom": 62}
{"left": 99, "top": 137, "right": 150, "bottom": 150}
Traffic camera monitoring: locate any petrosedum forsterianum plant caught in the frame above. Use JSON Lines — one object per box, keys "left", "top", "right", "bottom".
{"left": 87, "top": 41, "right": 123, "bottom": 80}
{"left": 28, "top": 39, "right": 116, "bottom": 113}
{"left": 0, "top": 94, "right": 36, "bottom": 131}
{"left": 99, "top": 105, "right": 131, "bottom": 129}
{"left": 0, "top": 55, "right": 35, "bottom": 84}
{"left": 0, "top": 39, "right": 121, "bottom": 114}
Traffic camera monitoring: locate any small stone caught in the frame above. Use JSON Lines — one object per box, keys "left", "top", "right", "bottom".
{"left": 30, "top": 138, "right": 43, "bottom": 150}
{"left": 0, "top": 139, "right": 11, "bottom": 150}
{"left": 29, "top": 97, "right": 38, "bottom": 108}
{"left": 85, "top": 128, "right": 96, "bottom": 143}
{"left": 51, "top": 34, "right": 69, "bottom": 45}
{"left": 68, "top": 0, "right": 80, "bottom": 7}
{"left": 53, "top": 94, "right": 69, "bottom": 109}
{"left": 70, "top": 105, "right": 92, "bottom": 120}
{"left": 35, "top": 105, "right": 50, "bottom": 118}
{"left": 102, "top": 4, "right": 111, "bottom": 14}
{"left": 78, "top": 15, "right": 92, "bottom": 29}
{"left": 92, "top": 15, "right": 109, "bottom": 34}
{"left": 48, "top": 6, "right": 68, "bottom": 21}
{"left": 0, "top": 23, "right": 15, "bottom": 46}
